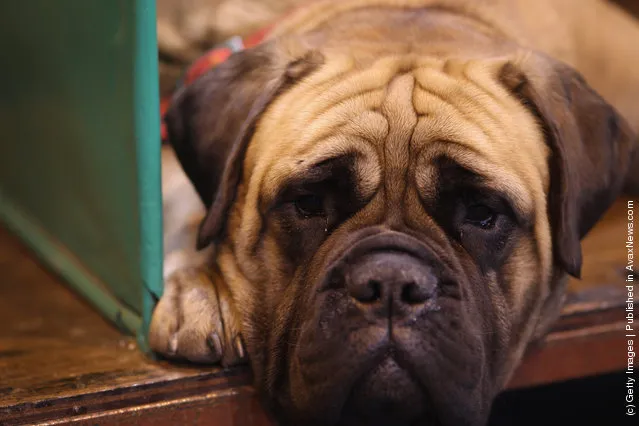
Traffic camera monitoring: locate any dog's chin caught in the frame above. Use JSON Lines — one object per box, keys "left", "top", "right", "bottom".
{"left": 337, "top": 356, "right": 430, "bottom": 426}
{"left": 274, "top": 352, "right": 434, "bottom": 426}
{"left": 263, "top": 315, "right": 492, "bottom": 426}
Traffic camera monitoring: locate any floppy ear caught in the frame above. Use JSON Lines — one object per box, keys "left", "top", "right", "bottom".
{"left": 499, "top": 53, "right": 637, "bottom": 278}
{"left": 164, "top": 42, "right": 323, "bottom": 250}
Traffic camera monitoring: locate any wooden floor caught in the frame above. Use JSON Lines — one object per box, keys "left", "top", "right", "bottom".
{"left": 0, "top": 199, "right": 633, "bottom": 425}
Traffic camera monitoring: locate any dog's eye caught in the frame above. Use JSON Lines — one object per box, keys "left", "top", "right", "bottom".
{"left": 464, "top": 204, "right": 496, "bottom": 229}
{"left": 294, "top": 194, "right": 325, "bottom": 218}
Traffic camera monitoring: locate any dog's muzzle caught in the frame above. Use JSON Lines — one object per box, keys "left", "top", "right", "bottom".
{"left": 288, "top": 231, "right": 486, "bottom": 426}
{"left": 324, "top": 231, "right": 447, "bottom": 323}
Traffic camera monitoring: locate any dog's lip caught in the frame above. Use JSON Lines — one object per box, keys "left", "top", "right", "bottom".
{"left": 348, "top": 352, "right": 416, "bottom": 396}
{"left": 338, "top": 347, "right": 436, "bottom": 425}
{"left": 291, "top": 305, "right": 481, "bottom": 426}
{"left": 288, "top": 330, "right": 393, "bottom": 425}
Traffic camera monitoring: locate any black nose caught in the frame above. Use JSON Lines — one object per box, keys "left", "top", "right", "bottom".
{"left": 347, "top": 252, "right": 437, "bottom": 318}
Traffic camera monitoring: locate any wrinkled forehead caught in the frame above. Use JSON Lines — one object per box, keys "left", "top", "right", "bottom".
{"left": 247, "top": 55, "right": 550, "bottom": 211}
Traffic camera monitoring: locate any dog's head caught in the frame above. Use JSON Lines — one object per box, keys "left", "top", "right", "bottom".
{"left": 165, "top": 34, "right": 635, "bottom": 426}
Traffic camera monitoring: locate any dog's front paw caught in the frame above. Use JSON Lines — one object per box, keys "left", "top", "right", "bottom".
{"left": 149, "top": 267, "right": 246, "bottom": 366}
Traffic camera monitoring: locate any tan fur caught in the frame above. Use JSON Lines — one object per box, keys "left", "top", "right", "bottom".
{"left": 267, "top": 0, "right": 639, "bottom": 130}
{"left": 243, "top": 56, "right": 547, "bottom": 279}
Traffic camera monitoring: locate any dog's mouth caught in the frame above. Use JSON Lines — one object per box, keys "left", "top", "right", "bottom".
{"left": 338, "top": 350, "right": 437, "bottom": 426}
{"left": 286, "top": 309, "right": 473, "bottom": 426}
{"left": 282, "top": 317, "right": 489, "bottom": 426}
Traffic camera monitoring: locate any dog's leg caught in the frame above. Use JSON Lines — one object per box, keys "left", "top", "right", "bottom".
{"left": 149, "top": 146, "right": 246, "bottom": 366}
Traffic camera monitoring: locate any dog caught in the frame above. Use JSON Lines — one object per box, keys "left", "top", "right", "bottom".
{"left": 150, "top": 1, "right": 639, "bottom": 425}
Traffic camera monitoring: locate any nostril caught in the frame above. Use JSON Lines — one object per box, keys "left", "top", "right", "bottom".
{"left": 345, "top": 252, "right": 438, "bottom": 310}
{"left": 401, "top": 281, "right": 431, "bottom": 305}
{"left": 352, "top": 279, "right": 382, "bottom": 304}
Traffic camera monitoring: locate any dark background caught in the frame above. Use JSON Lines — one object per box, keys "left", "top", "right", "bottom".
{"left": 489, "top": 371, "right": 634, "bottom": 425}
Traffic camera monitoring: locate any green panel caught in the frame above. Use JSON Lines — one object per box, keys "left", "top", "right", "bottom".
{"left": 0, "top": 0, "right": 163, "bottom": 340}
{"left": 0, "top": 193, "right": 142, "bottom": 334}
{"left": 134, "top": 0, "right": 164, "bottom": 350}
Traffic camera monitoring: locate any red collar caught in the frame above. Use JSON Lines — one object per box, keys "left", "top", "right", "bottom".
{"left": 160, "top": 24, "right": 273, "bottom": 141}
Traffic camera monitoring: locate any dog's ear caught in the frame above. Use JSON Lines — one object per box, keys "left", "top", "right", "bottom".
{"left": 165, "top": 42, "right": 323, "bottom": 249}
{"left": 499, "top": 53, "right": 636, "bottom": 278}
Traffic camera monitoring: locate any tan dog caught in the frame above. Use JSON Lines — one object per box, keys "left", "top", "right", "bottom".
{"left": 151, "top": 1, "right": 638, "bottom": 425}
